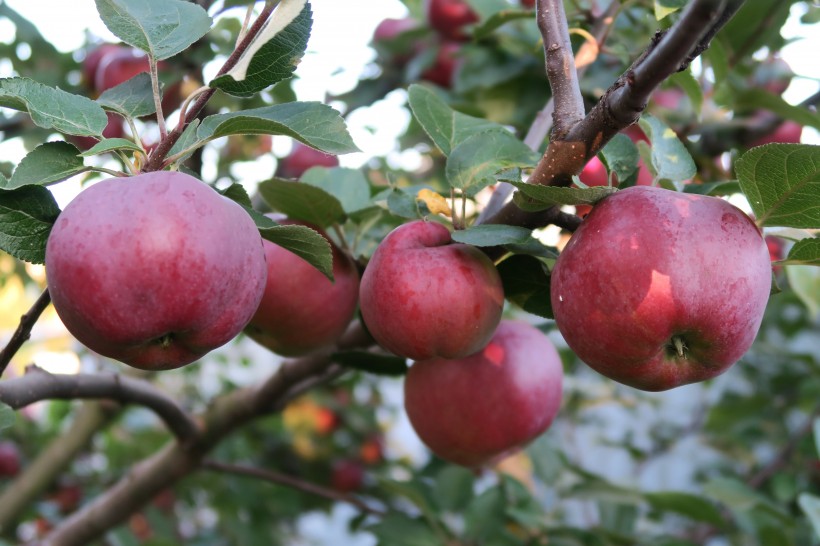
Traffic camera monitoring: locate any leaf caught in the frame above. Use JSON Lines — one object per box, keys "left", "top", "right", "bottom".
{"left": 367, "top": 513, "right": 441, "bottom": 546}
{"left": 386, "top": 188, "right": 430, "bottom": 219}
{"left": 96, "top": 72, "right": 157, "bottom": 118}
{"left": 95, "top": 0, "right": 212, "bottom": 61}
{"left": 0, "top": 402, "right": 14, "bottom": 431}
{"left": 257, "top": 178, "right": 345, "bottom": 228}
{"left": 599, "top": 134, "right": 639, "bottom": 184}
{"left": 258, "top": 223, "right": 333, "bottom": 281}
{"left": 703, "top": 477, "right": 791, "bottom": 522}
{"left": 786, "top": 265, "right": 820, "bottom": 317}
{"left": 733, "top": 89, "right": 820, "bottom": 131}
{"left": 166, "top": 120, "right": 201, "bottom": 164}
{"left": 0, "top": 77, "right": 107, "bottom": 136}
{"left": 300, "top": 167, "right": 371, "bottom": 214}
{"left": 78, "top": 138, "right": 144, "bottom": 158}
{"left": 814, "top": 417, "right": 820, "bottom": 458}
{"left": 465, "top": 487, "right": 507, "bottom": 541}
{"left": 778, "top": 237, "right": 820, "bottom": 266}
{"left": 451, "top": 224, "right": 532, "bottom": 247}
{"left": 497, "top": 254, "right": 553, "bottom": 319}
{"left": 211, "top": 0, "right": 311, "bottom": 97}
{"left": 330, "top": 350, "right": 408, "bottom": 376}
{"left": 446, "top": 130, "right": 540, "bottom": 191}
{"left": 511, "top": 182, "right": 616, "bottom": 212}
{"left": 218, "top": 183, "right": 253, "bottom": 209}
{"left": 799, "top": 493, "right": 820, "bottom": 540}
{"left": 198, "top": 102, "right": 358, "bottom": 155}
{"left": 654, "top": 0, "right": 687, "bottom": 20}
{"left": 433, "top": 466, "right": 475, "bottom": 512}
{"left": 472, "top": 9, "right": 532, "bottom": 40}
{"left": 668, "top": 69, "right": 703, "bottom": 116}
{"left": 645, "top": 492, "right": 725, "bottom": 526}
{"left": 0, "top": 185, "right": 61, "bottom": 264}
{"left": 407, "top": 84, "right": 505, "bottom": 156}
{"left": 735, "top": 144, "right": 820, "bottom": 228}
{"left": 7, "top": 142, "right": 88, "bottom": 189}
{"left": 638, "top": 114, "right": 697, "bottom": 184}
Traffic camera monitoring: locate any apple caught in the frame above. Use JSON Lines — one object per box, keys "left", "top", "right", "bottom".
{"left": 330, "top": 459, "right": 365, "bottom": 492}
{"left": 551, "top": 186, "right": 771, "bottom": 391}
{"left": 521, "top": 0, "right": 536, "bottom": 7}
{"left": 359, "top": 219, "right": 504, "bottom": 360}
{"left": 0, "top": 441, "right": 21, "bottom": 477}
{"left": 82, "top": 43, "right": 123, "bottom": 90}
{"left": 45, "top": 171, "right": 267, "bottom": 371}
{"left": 574, "top": 156, "right": 610, "bottom": 217}
{"left": 752, "top": 55, "right": 793, "bottom": 96}
{"left": 749, "top": 120, "right": 802, "bottom": 147}
{"left": 421, "top": 41, "right": 461, "bottom": 89}
{"left": 404, "top": 320, "right": 564, "bottom": 468}
{"left": 276, "top": 142, "right": 340, "bottom": 179}
{"left": 373, "top": 17, "right": 418, "bottom": 43}
{"left": 245, "top": 219, "right": 360, "bottom": 357}
{"left": 425, "top": 0, "right": 479, "bottom": 41}
{"left": 94, "top": 47, "right": 152, "bottom": 93}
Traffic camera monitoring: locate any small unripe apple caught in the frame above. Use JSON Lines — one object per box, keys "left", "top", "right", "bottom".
{"left": 421, "top": 41, "right": 461, "bottom": 89}
{"left": 404, "top": 320, "right": 564, "bottom": 468}
{"left": 245, "top": 219, "right": 360, "bottom": 357}
{"left": 551, "top": 186, "right": 771, "bottom": 391}
{"left": 46, "top": 171, "right": 267, "bottom": 370}
{"left": 425, "top": 0, "right": 479, "bottom": 41}
{"left": 276, "top": 142, "right": 339, "bottom": 179}
{"left": 359, "top": 220, "right": 504, "bottom": 361}
{"left": 0, "top": 441, "right": 21, "bottom": 477}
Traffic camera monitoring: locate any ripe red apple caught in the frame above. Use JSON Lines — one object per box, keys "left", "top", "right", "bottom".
{"left": 749, "top": 120, "right": 802, "bottom": 147}
{"left": 46, "top": 171, "right": 267, "bottom": 370}
{"left": 359, "top": 220, "right": 504, "bottom": 360}
{"left": 0, "top": 441, "right": 21, "bottom": 477}
{"left": 245, "top": 219, "right": 360, "bottom": 357}
{"left": 373, "top": 17, "right": 418, "bottom": 43}
{"left": 330, "top": 459, "right": 365, "bottom": 492}
{"left": 421, "top": 41, "right": 461, "bottom": 89}
{"left": 551, "top": 186, "right": 771, "bottom": 391}
{"left": 574, "top": 156, "right": 610, "bottom": 217}
{"left": 276, "top": 142, "right": 340, "bottom": 179}
{"left": 94, "top": 47, "right": 152, "bottom": 93}
{"left": 404, "top": 320, "right": 564, "bottom": 468}
{"left": 521, "top": 0, "right": 535, "bottom": 7}
{"left": 425, "top": 0, "right": 479, "bottom": 41}
{"left": 82, "top": 43, "right": 123, "bottom": 89}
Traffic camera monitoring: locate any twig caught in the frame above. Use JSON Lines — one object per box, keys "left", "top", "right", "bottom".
{"left": 202, "top": 460, "right": 387, "bottom": 516}
{"left": 0, "top": 365, "right": 199, "bottom": 442}
{"left": 0, "top": 288, "right": 51, "bottom": 378}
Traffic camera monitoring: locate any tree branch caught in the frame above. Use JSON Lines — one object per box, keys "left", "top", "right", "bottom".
{"left": 0, "top": 288, "right": 51, "bottom": 378}
{"left": 201, "top": 460, "right": 387, "bottom": 516}
{"left": 0, "top": 365, "right": 199, "bottom": 443}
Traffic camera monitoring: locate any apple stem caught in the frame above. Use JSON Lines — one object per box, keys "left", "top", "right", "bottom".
{"left": 672, "top": 336, "right": 687, "bottom": 359}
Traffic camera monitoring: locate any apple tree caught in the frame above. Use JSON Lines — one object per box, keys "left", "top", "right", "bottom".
{"left": 0, "top": 0, "right": 819, "bottom": 544}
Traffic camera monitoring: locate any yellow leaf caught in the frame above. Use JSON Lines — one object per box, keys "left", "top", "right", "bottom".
{"left": 416, "top": 188, "right": 452, "bottom": 217}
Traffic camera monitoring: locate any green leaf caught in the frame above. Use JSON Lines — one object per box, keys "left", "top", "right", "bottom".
{"left": 704, "top": 38, "right": 730, "bottom": 90}
{"left": 465, "top": 487, "right": 507, "bottom": 541}
{"left": 703, "top": 477, "right": 790, "bottom": 522}
{"left": 682, "top": 181, "right": 741, "bottom": 196}
{"left": 386, "top": 187, "right": 430, "bottom": 219}
{"left": 0, "top": 402, "right": 14, "bottom": 431}
{"left": 668, "top": 70, "right": 703, "bottom": 116}
{"left": 645, "top": 492, "right": 724, "bottom": 526}
{"left": 451, "top": 224, "right": 532, "bottom": 247}
{"left": 407, "top": 83, "right": 505, "bottom": 156}
{"left": 736, "top": 144, "right": 820, "bottom": 228}
{"left": 733, "top": 89, "right": 820, "bottom": 131}
{"left": 814, "top": 417, "right": 820, "bottom": 458}
{"left": 7, "top": 142, "right": 88, "bottom": 189}
{"left": 510, "top": 182, "right": 616, "bottom": 212}
{"left": 95, "top": 0, "right": 212, "bottom": 60}
{"left": 257, "top": 178, "right": 345, "bottom": 228}
{"left": 778, "top": 237, "right": 820, "bottom": 266}
{"left": 497, "top": 254, "right": 553, "bottom": 319}
{"left": 211, "top": 1, "right": 311, "bottom": 97}
{"left": 786, "top": 265, "right": 820, "bottom": 317}
{"left": 654, "top": 0, "right": 687, "bottom": 20}
{"left": 599, "top": 134, "right": 639, "bottom": 184}
{"left": 433, "top": 466, "right": 475, "bottom": 512}
{"left": 96, "top": 72, "right": 157, "bottom": 118}
{"left": 218, "top": 183, "right": 253, "bottom": 209}
{"left": 258, "top": 223, "right": 333, "bottom": 281}
{"left": 638, "top": 114, "right": 697, "bottom": 184}
{"left": 166, "top": 120, "right": 201, "bottom": 164}
{"left": 446, "top": 130, "right": 539, "bottom": 191}
{"left": 377, "top": 478, "right": 442, "bottom": 534}
{"left": 367, "top": 513, "right": 441, "bottom": 546}
{"left": 300, "top": 167, "right": 371, "bottom": 214}
{"left": 198, "top": 102, "right": 358, "bottom": 155}
{"left": 472, "top": 9, "right": 533, "bottom": 40}
{"left": 799, "top": 493, "right": 820, "bottom": 540}
{"left": 0, "top": 185, "right": 61, "bottom": 263}
{"left": 78, "top": 138, "right": 144, "bottom": 158}
{"left": 330, "top": 350, "right": 408, "bottom": 376}
{"left": 0, "top": 77, "right": 107, "bottom": 136}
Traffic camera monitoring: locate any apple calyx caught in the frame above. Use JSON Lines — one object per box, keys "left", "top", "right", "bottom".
{"left": 669, "top": 336, "right": 687, "bottom": 359}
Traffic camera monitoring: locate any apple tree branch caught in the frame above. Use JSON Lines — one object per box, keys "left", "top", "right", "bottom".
{"left": 0, "top": 288, "right": 51, "bottom": 378}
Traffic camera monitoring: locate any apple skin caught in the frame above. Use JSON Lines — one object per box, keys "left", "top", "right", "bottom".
{"left": 0, "top": 441, "right": 21, "bottom": 477}
{"left": 373, "top": 17, "right": 418, "bottom": 42}
{"left": 404, "top": 320, "right": 564, "bottom": 468}
{"left": 574, "top": 156, "right": 609, "bottom": 217}
{"left": 425, "top": 0, "right": 479, "bottom": 41}
{"left": 359, "top": 220, "right": 504, "bottom": 361}
{"left": 330, "top": 459, "right": 365, "bottom": 492}
{"left": 45, "top": 171, "right": 267, "bottom": 371}
{"left": 245, "top": 219, "right": 360, "bottom": 357}
{"left": 94, "top": 47, "right": 152, "bottom": 93}
{"left": 82, "top": 44, "right": 123, "bottom": 89}
{"left": 276, "top": 142, "right": 340, "bottom": 179}
{"left": 551, "top": 186, "right": 771, "bottom": 391}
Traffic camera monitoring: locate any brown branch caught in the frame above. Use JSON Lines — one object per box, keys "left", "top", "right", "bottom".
{"left": 0, "top": 288, "right": 51, "bottom": 378}
{"left": 0, "top": 365, "right": 199, "bottom": 442}
{"left": 142, "top": 2, "right": 277, "bottom": 172}
{"left": 202, "top": 460, "right": 387, "bottom": 516}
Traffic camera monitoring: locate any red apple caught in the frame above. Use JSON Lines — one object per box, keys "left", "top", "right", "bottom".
{"left": 752, "top": 55, "right": 793, "bottom": 96}
{"left": 574, "top": 156, "right": 609, "bottom": 217}
{"left": 551, "top": 186, "right": 771, "bottom": 391}
{"left": 421, "top": 41, "right": 461, "bottom": 89}
{"left": 521, "top": 0, "right": 535, "bottom": 7}
{"left": 404, "top": 320, "right": 564, "bottom": 468}
{"left": 0, "top": 441, "right": 21, "bottom": 477}
{"left": 749, "top": 120, "right": 802, "bottom": 147}
{"left": 45, "top": 171, "right": 267, "bottom": 370}
{"left": 245, "top": 219, "right": 360, "bottom": 357}
{"left": 94, "top": 47, "right": 151, "bottom": 93}
{"left": 82, "top": 44, "right": 123, "bottom": 90}
{"left": 330, "top": 459, "right": 365, "bottom": 492}
{"left": 425, "top": 0, "right": 479, "bottom": 41}
{"left": 373, "top": 17, "right": 419, "bottom": 43}
{"left": 651, "top": 88, "right": 685, "bottom": 110}
{"left": 359, "top": 220, "right": 504, "bottom": 360}
{"left": 276, "top": 142, "right": 340, "bottom": 179}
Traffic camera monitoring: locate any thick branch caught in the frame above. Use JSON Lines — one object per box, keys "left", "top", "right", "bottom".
{"left": 0, "top": 366, "right": 199, "bottom": 442}
{"left": 0, "top": 288, "right": 51, "bottom": 378}
{"left": 202, "top": 460, "right": 386, "bottom": 516}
